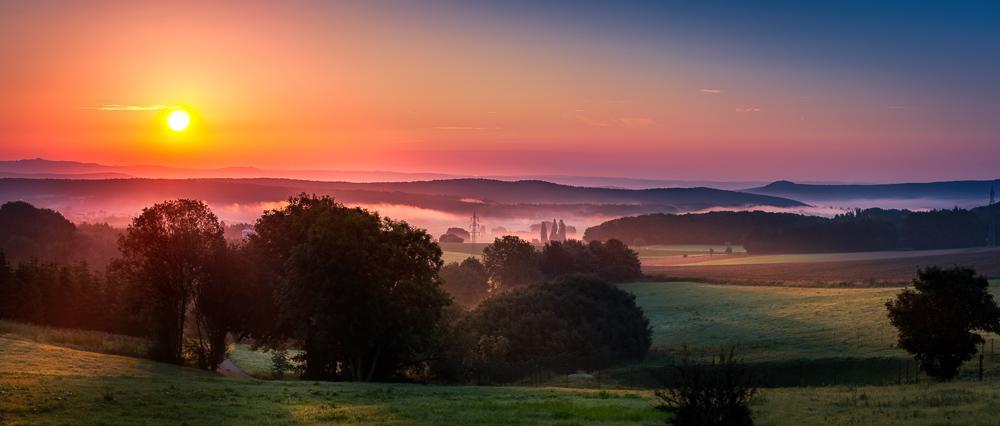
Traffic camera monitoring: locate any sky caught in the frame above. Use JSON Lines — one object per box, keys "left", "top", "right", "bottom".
{"left": 1, "top": 0, "right": 998, "bottom": 182}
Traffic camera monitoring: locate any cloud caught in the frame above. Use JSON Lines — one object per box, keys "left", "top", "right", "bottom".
{"left": 431, "top": 126, "right": 497, "bottom": 130}
{"left": 735, "top": 107, "right": 761, "bottom": 113}
{"left": 700, "top": 89, "right": 723, "bottom": 94}
{"left": 79, "top": 104, "right": 174, "bottom": 111}
{"left": 617, "top": 117, "right": 656, "bottom": 127}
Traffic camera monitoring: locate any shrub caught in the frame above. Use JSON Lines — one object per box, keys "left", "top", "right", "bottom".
{"left": 655, "top": 347, "right": 759, "bottom": 426}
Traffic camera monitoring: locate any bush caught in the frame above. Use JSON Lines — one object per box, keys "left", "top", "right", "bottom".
{"left": 655, "top": 347, "right": 759, "bottom": 426}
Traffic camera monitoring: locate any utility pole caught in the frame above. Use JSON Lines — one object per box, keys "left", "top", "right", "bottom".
{"left": 469, "top": 210, "right": 480, "bottom": 244}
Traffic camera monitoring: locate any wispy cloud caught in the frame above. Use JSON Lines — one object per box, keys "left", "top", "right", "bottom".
{"left": 700, "top": 89, "right": 723, "bottom": 94}
{"left": 430, "top": 126, "right": 497, "bottom": 131}
{"left": 735, "top": 107, "right": 761, "bottom": 113}
{"left": 79, "top": 104, "right": 174, "bottom": 111}
{"left": 617, "top": 117, "right": 656, "bottom": 127}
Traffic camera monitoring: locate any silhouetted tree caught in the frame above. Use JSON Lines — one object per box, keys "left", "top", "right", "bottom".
{"left": 589, "top": 239, "right": 642, "bottom": 282}
{"left": 540, "top": 240, "right": 594, "bottom": 278}
{"left": 482, "top": 236, "right": 541, "bottom": 290}
{"left": 187, "top": 243, "right": 250, "bottom": 371}
{"left": 247, "top": 194, "right": 449, "bottom": 381}
{"left": 886, "top": 266, "right": 1000, "bottom": 380}
{"left": 439, "top": 233, "right": 464, "bottom": 243}
{"left": 451, "top": 275, "right": 651, "bottom": 383}
{"left": 118, "top": 199, "right": 227, "bottom": 365}
{"left": 540, "top": 221, "right": 549, "bottom": 244}
{"left": 440, "top": 257, "right": 490, "bottom": 306}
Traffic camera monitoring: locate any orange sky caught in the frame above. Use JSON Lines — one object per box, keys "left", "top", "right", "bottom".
{"left": 1, "top": 1, "right": 997, "bottom": 181}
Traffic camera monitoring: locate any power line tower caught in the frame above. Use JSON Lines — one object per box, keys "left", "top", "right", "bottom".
{"left": 469, "top": 210, "right": 480, "bottom": 244}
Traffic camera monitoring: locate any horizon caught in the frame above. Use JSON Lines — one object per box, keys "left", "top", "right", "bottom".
{"left": 3, "top": 157, "right": 1000, "bottom": 187}
{"left": 3, "top": 1, "right": 1000, "bottom": 181}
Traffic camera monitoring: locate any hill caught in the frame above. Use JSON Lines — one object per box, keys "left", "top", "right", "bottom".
{"left": 0, "top": 177, "right": 804, "bottom": 233}
{"left": 747, "top": 179, "right": 1000, "bottom": 208}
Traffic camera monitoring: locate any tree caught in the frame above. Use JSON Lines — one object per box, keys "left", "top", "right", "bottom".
{"left": 540, "top": 221, "right": 549, "bottom": 244}
{"left": 886, "top": 266, "right": 1000, "bottom": 380}
{"left": 247, "top": 194, "right": 449, "bottom": 381}
{"left": 589, "top": 239, "right": 642, "bottom": 282}
{"left": 439, "top": 233, "right": 464, "bottom": 243}
{"left": 540, "top": 240, "right": 594, "bottom": 278}
{"left": 452, "top": 275, "right": 652, "bottom": 383}
{"left": 187, "top": 243, "right": 250, "bottom": 370}
{"left": 440, "top": 257, "right": 490, "bottom": 306}
{"left": 118, "top": 199, "right": 227, "bottom": 365}
{"left": 482, "top": 236, "right": 541, "bottom": 290}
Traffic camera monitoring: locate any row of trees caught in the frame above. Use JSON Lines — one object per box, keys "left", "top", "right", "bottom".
{"left": 583, "top": 207, "right": 997, "bottom": 254}
{"left": 438, "top": 236, "right": 642, "bottom": 307}
{"left": 0, "top": 196, "right": 652, "bottom": 383}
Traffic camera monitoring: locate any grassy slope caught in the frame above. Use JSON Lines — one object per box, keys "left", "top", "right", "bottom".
{"left": 622, "top": 281, "right": 903, "bottom": 360}
{"left": 0, "top": 333, "right": 664, "bottom": 425}
{"left": 5, "top": 332, "right": 1000, "bottom": 425}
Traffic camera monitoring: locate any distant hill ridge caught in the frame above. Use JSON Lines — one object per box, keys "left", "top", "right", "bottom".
{"left": 747, "top": 179, "right": 1000, "bottom": 202}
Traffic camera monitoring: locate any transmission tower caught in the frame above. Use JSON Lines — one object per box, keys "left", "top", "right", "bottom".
{"left": 469, "top": 210, "right": 480, "bottom": 244}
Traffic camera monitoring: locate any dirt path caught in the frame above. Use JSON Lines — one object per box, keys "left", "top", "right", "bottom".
{"left": 217, "top": 358, "right": 252, "bottom": 378}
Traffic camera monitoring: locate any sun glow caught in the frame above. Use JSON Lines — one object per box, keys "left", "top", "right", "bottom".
{"left": 166, "top": 110, "right": 191, "bottom": 132}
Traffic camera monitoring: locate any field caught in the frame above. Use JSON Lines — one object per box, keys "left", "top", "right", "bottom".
{"left": 5, "top": 326, "right": 1000, "bottom": 424}
{"left": 643, "top": 247, "right": 1000, "bottom": 286}
{"left": 606, "top": 281, "right": 1000, "bottom": 388}
{"left": 0, "top": 334, "right": 664, "bottom": 425}
{"left": 622, "top": 281, "right": 904, "bottom": 360}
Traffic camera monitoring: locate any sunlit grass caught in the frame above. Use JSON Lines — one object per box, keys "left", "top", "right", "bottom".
{"left": 0, "top": 320, "right": 150, "bottom": 359}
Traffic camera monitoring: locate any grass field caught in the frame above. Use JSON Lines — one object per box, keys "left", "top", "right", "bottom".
{"left": 622, "top": 281, "right": 903, "bottom": 360}
{"left": 5, "top": 326, "right": 1000, "bottom": 424}
{"left": 0, "top": 333, "right": 664, "bottom": 425}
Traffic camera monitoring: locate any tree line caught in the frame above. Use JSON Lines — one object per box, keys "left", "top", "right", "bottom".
{"left": 584, "top": 206, "right": 1000, "bottom": 254}
{"left": 441, "top": 235, "right": 642, "bottom": 306}
{"left": 0, "top": 197, "right": 650, "bottom": 383}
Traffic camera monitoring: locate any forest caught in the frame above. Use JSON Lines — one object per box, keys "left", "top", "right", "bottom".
{"left": 584, "top": 205, "right": 1000, "bottom": 254}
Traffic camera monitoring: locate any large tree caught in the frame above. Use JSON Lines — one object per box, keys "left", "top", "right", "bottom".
{"left": 886, "top": 266, "right": 1000, "bottom": 380}
{"left": 247, "top": 194, "right": 449, "bottom": 381}
{"left": 118, "top": 199, "right": 227, "bottom": 364}
{"left": 482, "top": 236, "right": 541, "bottom": 290}
{"left": 454, "top": 275, "right": 652, "bottom": 383}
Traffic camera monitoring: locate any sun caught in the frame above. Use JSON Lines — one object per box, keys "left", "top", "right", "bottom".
{"left": 166, "top": 109, "right": 191, "bottom": 132}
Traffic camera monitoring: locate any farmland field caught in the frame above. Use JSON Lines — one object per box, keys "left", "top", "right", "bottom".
{"left": 644, "top": 247, "right": 1000, "bottom": 285}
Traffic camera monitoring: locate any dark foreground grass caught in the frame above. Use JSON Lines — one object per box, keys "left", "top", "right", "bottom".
{"left": 0, "top": 373, "right": 663, "bottom": 425}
